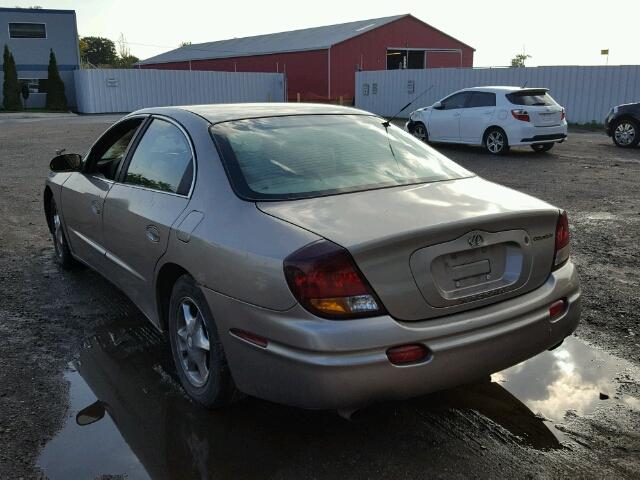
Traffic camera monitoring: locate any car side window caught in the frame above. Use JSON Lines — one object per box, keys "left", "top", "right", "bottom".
{"left": 86, "top": 118, "right": 145, "bottom": 180}
{"left": 124, "top": 119, "right": 193, "bottom": 195}
{"left": 467, "top": 92, "right": 496, "bottom": 108}
{"left": 441, "top": 92, "right": 469, "bottom": 110}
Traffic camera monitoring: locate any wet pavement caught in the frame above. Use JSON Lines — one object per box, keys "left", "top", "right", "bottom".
{"left": 37, "top": 315, "right": 640, "bottom": 479}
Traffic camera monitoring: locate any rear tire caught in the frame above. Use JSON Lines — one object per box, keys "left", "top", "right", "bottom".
{"left": 484, "top": 128, "right": 510, "bottom": 155}
{"left": 612, "top": 119, "right": 639, "bottom": 148}
{"left": 531, "top": 143, "right": 554, "bottom": 153}
{"left": 49, "top": 198, "right": 75, "bottom": 269}
{"left": 168, "top": 274, "right": 238, "bottom": 408}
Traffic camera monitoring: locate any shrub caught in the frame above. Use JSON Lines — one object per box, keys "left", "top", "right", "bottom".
{"left": 45, "top": 49, "right": 67, "bottom": 111}
{"left": 2, "top": 45, "right": 22, "bottom": 110}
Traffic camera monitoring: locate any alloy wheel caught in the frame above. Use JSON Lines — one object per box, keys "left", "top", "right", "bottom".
{"left": 486, "top": 131, "right": 505, "bottom": 153}
{"left": 52, "top": 205, "right": 64, "bottom": 260}
{"left": 175, "top": 297, "right": 211, "bottom": 387}
{"left": 614, "top": 122, "right": 636, "bottom": 146}
{"left": 413, "top": 124, "right": 427, "bottom": 141}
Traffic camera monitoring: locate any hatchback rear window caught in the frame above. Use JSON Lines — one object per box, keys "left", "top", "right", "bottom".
{"left": 506, "top": 90, "right": 558, "bottom": 106}
{"left": 210, "top": 115, "right": 473, "bottom": 201}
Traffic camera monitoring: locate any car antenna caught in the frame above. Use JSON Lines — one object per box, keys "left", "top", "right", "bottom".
{"left": 382, "top": 84, "right": 435, "bottom": 128}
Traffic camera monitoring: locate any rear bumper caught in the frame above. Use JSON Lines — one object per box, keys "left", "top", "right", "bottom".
{"left": 509, "top": 123, "right": 568, "bottom": 146}
{"left": 203, "top": 262, "right": 581, "bottom": 409}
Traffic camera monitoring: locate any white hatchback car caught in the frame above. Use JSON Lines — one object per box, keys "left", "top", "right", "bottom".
{"left": 406, "top": 86, "right": 567, "bottom": 155}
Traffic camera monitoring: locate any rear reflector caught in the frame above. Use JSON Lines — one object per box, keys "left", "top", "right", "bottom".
{"left": 386, "top": 344, "right": 431, "bottom": 365}
{"left": 511, "top": 109, "right": 530, "bottom": 122}
{"left": 230, "top": 329, "right": 268, "bottom": 348}
{"left": 549, "top": 299, "right": 567, "bottom": 319}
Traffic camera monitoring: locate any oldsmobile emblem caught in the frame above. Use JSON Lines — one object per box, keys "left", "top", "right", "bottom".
{"left": 468, "top": 233, "right": 484, "bottom": 247}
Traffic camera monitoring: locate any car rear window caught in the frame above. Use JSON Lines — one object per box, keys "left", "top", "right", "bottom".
{"left": 210, "top": 115, "right": 473, "bottom": 201}
{"left": 506, "top": 90, "right": 558, "bottom": 106}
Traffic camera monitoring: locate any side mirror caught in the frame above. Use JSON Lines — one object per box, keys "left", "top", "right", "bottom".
{"left": 432, "top": 101, "right": 443, "bottom": 110}
{"left": 76, "top": 400, "right": 106, "bottom": 426}
{"left": 50, "top": 153, "right": 82, "bottom": 172}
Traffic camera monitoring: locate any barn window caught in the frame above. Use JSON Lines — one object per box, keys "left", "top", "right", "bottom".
{"left": 387, "top": 49, "right": 425, "bottom": 70}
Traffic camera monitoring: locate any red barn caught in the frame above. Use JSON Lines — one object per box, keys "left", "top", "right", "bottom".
{"left": 138, "top": 14, "right": 474, "bottom": 103}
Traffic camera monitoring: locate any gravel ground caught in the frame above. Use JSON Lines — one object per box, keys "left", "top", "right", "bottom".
{"left": 0, "top": 115, "right": 638, "bottom": 479}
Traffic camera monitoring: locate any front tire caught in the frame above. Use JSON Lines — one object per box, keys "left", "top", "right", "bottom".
{"left": 484, "top": 128, "right": 510, "bottom": 155}
{"left": 412, "top": 122, "right": 429, "bottom": 143}
{"left": 168, "top": 274, "right": 238, "bottom": 408}
{"left": 50, "top": 199, "right": 75, "bottom": 269}
{"left": 531, "top": 143, "right": 554, "bottom": 153}
{"left": 612, "top": 119, "right": 639, "bottom": 148}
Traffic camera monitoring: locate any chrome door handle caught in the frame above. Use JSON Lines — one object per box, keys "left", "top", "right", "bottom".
{"left": 145, "top": 225, "right": 160, "bottom": 243}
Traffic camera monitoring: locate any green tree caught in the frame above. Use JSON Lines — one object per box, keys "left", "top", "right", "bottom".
{"left": 82, "top": 36, "right": 117, "bottom": 66}
{"left": 45, "top": 49, "right": 67, "bottom": 111}
{"left": 510, "top": 53, "right": 531, "bottom": 67}
{"left": 2, "top": 45, "right": 21, "bottom": 110}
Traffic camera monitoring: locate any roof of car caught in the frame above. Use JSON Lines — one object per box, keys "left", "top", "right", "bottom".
{"left": 463, "top": 86, "right": 549, "bottom": 93}
{"left": 133, "top": 103, "right": 375, "bottom": 124}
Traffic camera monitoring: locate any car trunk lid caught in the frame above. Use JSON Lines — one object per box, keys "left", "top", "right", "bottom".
{"left": 258, "top": 176, "right": 560, "bottom": 321}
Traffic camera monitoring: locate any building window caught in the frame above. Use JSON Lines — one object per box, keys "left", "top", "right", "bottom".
{"left": 386, "top": 50, "right": 425, "bottom": 70}
{"left": 9, "top": 22, "right": 46, "bottom": 38}
{"left": 19, "top": 79, "right": 47, "bottom": 94}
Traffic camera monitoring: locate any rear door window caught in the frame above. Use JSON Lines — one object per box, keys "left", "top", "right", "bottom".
{"left": 466, "top": 92, "right": 496, "bottom": 108}
{"left": 124, "top": 119, "right": 194, "bottom": 195}
{"left": 506, "top": 90, "right": 557, "bottom": 106}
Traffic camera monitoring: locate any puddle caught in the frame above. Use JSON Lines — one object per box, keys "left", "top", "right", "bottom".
{"left": 38, "top": 318, "right": 640, "bottom": 479}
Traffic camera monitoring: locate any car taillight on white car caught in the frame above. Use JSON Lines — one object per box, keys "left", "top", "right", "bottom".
{"left": 511, "top": 109, "right": 530, "bottom": 122}
{"left": 560, "top": 108, "right": 566, "bottom": 121}
{"left": 553, "top": 211, "right": 570, "bottom": 269}
{"left": 284, "top": 240, "right": 385, "bottom": 319}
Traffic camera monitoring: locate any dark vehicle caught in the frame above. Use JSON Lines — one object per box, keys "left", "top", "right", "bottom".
{"left": 604, "top": 102, "right": 640, "bottom": 148}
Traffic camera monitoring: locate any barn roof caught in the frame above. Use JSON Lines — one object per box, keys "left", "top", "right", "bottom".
{"left": 138, "top": 14, "right": 429, "bottom": 65}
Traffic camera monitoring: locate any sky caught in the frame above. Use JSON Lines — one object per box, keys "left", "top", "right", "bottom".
{"left": 9, "top": 0, "right": 640, "bottom": 67}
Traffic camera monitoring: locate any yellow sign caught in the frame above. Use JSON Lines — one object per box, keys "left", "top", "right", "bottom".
{"left": 601, "top": 49, "right": 609, "bottom": 55}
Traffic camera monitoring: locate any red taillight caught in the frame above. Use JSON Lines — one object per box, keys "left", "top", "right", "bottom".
{"left": 511, "top": 109, "right": 530, "bottom": 122}
{"left": 283, "top": 240, "right": 385, "bottom": 319}
{"left": 549, "top": 299, "right": 567, "bottom": 319}
{"left": 386, "top": 344, "right": 431, "bottom": 365}
{"left": 553, "top": 210, "right": 570, "bottom": 269}
{"left": 560, "top": 109, "right": 566, "bottom": 121}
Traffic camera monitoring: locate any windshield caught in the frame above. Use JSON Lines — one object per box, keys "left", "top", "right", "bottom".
{"left": 210, "top": 115, "right": 473, "bottom": 201}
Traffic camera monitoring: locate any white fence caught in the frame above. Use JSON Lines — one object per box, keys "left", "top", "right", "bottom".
{"left": 356, "top": 65, "right": 640, "bottom": 124}
{"left": 74, "top": 69, "right": 286, "bottom": 114}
